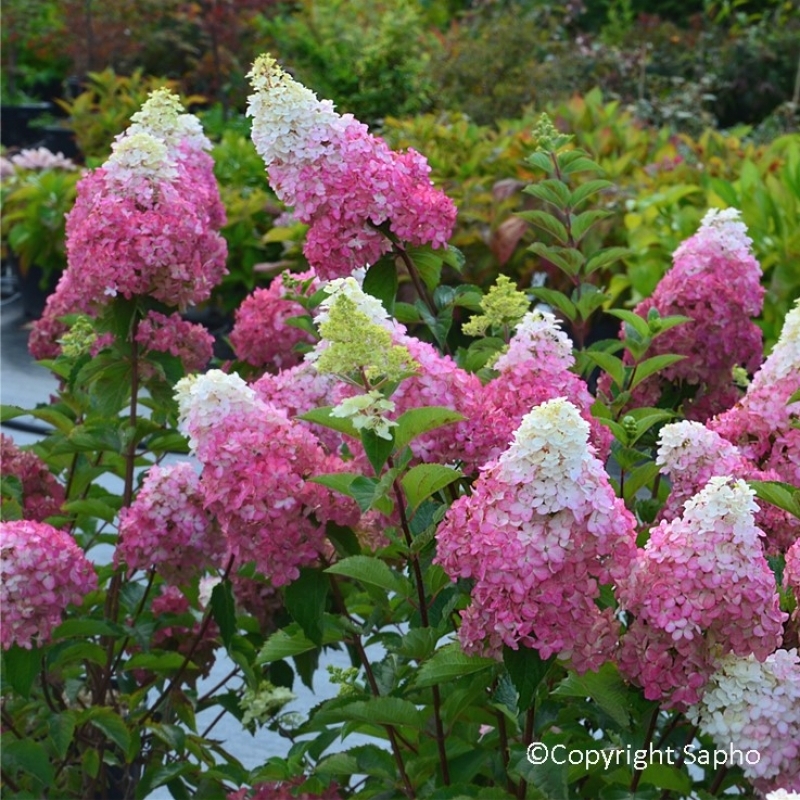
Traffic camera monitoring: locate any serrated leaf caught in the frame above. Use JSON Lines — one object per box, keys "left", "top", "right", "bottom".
{"left": 256, "top": 618, "right": 343, "bottom": 664}
{"left": 607, "top": 308, "right": 648, "bottom": 339}
{"left": 559, "top": 155, "right": 602, "bottom": 175}
{"left": 52, "top": 619, "right": 122, "bottom": 639}
{"left": 572, "top": 283, "right": 608, "bottom": 320}
{"left": 2, "top": 739, "right": 55, "bottom": 787}
{"left": 339, "top": 697, "right": 425, "bottom": 729}
{"left": 49, "top": 711, "right": 77, "bottom": 759}
{"left": 401, "top": 464, "right": 462, "bottom": 510}
{"left": 325, "top": 555, "right": 411, "bottom": 596}
{"left": 525, "top": 151, "right": 555, "bottom": 174}
{"left": 298, "top": 407, "right": 358, "bottom": 437}
{"left": 310, "top": 472, "right": 359, "bottom": 498}
{"left": 2, "top": 645, "right": 42, "bottom": 698}
{"left": 503, "top": 646, "right": 553, "bottom": 711}
{"left": 415, "top": 642, "right": 496, "bottom": 687}
{"left": 361, "top": 428, "right": 394, "bottom": 474}
{"left": 585, "top": 246, "right": 630, "bottom": 276}
{"left": 79, "top": 706, "right": 132, "bottom": 755}
{"left": 523, "top": 179, "right": 571, "bottom": 208}
{"left": 570, "top": 209, "right": 611, "bottom": 242}
{"left": 552, "top": 661, "right": 635, "bottom": 729}
{"left": 63, "top": 497, "right": 122, "bottom": 523}
{"left": 393, "top": 407, "right": 465, "bottom": 452}
{"left": 124, "top": 652, "right": 192, "bottom": 671}
{"left": 211, "top": 579, "right": 237, "bottom": 649}
{"left": 406, "top": 245, "right": 443, "bottom": 291}
{"left": 527, "top": 242, "right": 585, "bottom": 277}
{"left": 362, "top": 257, "right": 397, "bottom": 315}
{"left": 530, "top": 287, "right": 577, "bottom": 319}
{"left": 629, "top": 354, "right": 685, "bottom": 390}
{"left": 441, "top": 245, "right": 465, "bottom": 273}
{"left": 585, "top": 351, "right": 626, "bottom": 389}
{"left": 568, "top": 178, "right": 613, "bottom": 208}
{"left": 622, "top": 462, "right": 661, "bottom": 503}
{"left": 517, "top": 209, "right": 568, "bottom": 244}
{"left": 284, "top": 568, "right": 328, "bottom": 647}
{"left": 749, "top": 480, "right": 800, "bottom": 519}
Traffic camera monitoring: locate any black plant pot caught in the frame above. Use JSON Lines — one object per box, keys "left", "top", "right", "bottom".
{"left": 0, "top": 103, "right": 53, "bottom": 149}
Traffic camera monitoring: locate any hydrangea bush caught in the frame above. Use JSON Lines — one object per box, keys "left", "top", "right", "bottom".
{"left": 1, "top": 59, "right": 799, "bottom": 800}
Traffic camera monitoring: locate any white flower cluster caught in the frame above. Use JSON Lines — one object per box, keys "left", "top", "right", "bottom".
{"left": 685, "top": 207, "right": 753, "bottom": 259}
{"left": 127, "top": 87, "right": 211, "bottom": 153}
{"left": 240, "top": 680, "right": 296, "bottom": 727}
{"left": 316, "top": 277, "right": 396, "bottom": 330}
{"left": 498, "top": 398, "right": 590, "bottom": 502}
{"left": 756, "top": 298, "right": 800, "bottom": 387}
{"left": 494, "top": 311, "right": 574, "bottom": 373}
{"left": 105, "top": 131, "right": 178, "bottom": 184}
{"left": 687, "top": 649, "right": 800, "bottom": 784}
{"left": 246, "top": 53, "right": 345, "bottom": 166}
{"left": 175, "top": 369, "right": 260, "bottom": 450}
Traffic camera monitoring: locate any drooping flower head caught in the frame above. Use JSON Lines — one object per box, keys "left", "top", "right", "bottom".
{"left": 436, "top": 398, "right": 637, "bottom": 672}
{"left": 618, "top": 476, "right": 786, "bottom": 709}
{"left": 616, "top": 208, "right": 764, "bottom": 420}
{"left": 1, "top": 520, "right": 97, "bottom": 649}
{"left": 116, "top": 461, "right": 224, "bottom": 583}
{"left": 711, "top": 298, "right": 800, "bottom": 485}
{"left": 247, "top": 54, "right": 456, "bottom": 280}
{"left": 687, "top": 649, "right": 800, "bottom": 795}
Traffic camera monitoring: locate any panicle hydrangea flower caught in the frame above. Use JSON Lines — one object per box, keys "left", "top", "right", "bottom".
{"left": 711, "top": 298, "right": 800, "bottom": 485}
{"left": 116, "top": 462, "right": 224, "bottom": 583}
{"left": 330, "top": 390, "right": 398, "bottom": 440}
{"left": 229, "top": 270, "right": 318, "bottom": 371}
{"left": 247, "top": 54, "right": 456, "bottom": 281}
{"left": 766, "top": 791, "right": 800, "bottom": 800}
{"left": 227, "top": 778, "right": 342, "bottom": 800}
{"left": 135, "top": 310, "right": 215, "bottom": 374}
{"left": 656, "top": 420, "right": 800, "bottom": 555}
{"left": 1, "top": 434, "right": 65, "bottom": 522}
{"left": 178, "top": 370, "right": 360, "bottom": 586}
{"left": 436, "top": 398, "right": 638, "bottom": 672}
{"left": 785, "top": 539, "right": 800, "bottom": 644}
{"left": 473, "top": 311, "right": 612, "bottom": 465}
{"left": 1, "top": 520, "right": 97, "bottom": 649}
{"left": 687, "top": 649, "right": 800, "bottom": 795}
{"left": 6, "top": 147, "right": 78, "bottom": 171}
{"left": 618, "top": 476, "right": 786, "bottom": 709}
{"left": 616, "top": 208, "right": 764, "bottom": 420}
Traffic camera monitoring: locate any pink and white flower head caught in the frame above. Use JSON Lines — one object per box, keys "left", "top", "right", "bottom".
{"left": 618, "top": 476, "right": 786, "bottom": 709}
{"left": 230, "top": 270, "right": 319, "bottom": 372}
{"left": 711, "top": 298, "right": 800, "bottom": 485}
{"left": 116, "top": 462, "right": 224, "bottom": 583}
{"left": 473, "top": 311, "right": 612, "bottom": 466}
{"left": 177, "top": 370, "right": 359, "bottom": 586}
{"left": 247, "top": 54, "right": 456, "bottom": 281}
{"left": 618, "top": 208, "right": 764, "bottom": 420}
{"left": 656, "top": 420, "right": 800, "bottom": 555}
{"left": 1, "top": 520, "right": 97, "bottom": 649}
{"left": 135, "top": 310, "right": 215, "bottom": 375}
{"left": 0, "top": 434, "right": 65, "bottom": 522}
{"left": 436, "top": 398, "right": 637, "bottom": 672}
{"left": 687, "top": 649, "right": 800, "bottom": 795}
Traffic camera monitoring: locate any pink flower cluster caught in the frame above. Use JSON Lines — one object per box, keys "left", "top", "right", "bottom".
{"left": 711, "top": 298, "right": 800, "bottom": 485}
{"left": 618, "top": 477, "right": 786, "bottom": 709}
{"left": 1, "top": 520, "right": 97, "bottom": 649}
{"left": 0, "top": 434, "right": 65, "bottom": 522}
{"left": 228, "top": 778, "right": 341, "bottom": 800}
{"left": 656, "top": 421, "right": 800, "bottom": 555}
{"left": 117, "top": 462, "right": 224, "bottom": 583}
{"left": 247, "top": 55, "right": 456, "bottom": 281}
{"left": 30, "top": 89, "right": 227, "bottom": 359}
{"left": 135, "top": 311, "right": 215, "bottom": 374}
{"left": 229, "top": 269, "right": 318, "bottom": 371}
{"left": 177, "top": 371, "right": 359, "bottom": 586}
{"left": 687, "top": 649, "right": 800, "bottom": 795}
{"left": 436, "top": 398, "right": 637, "bottom": 672}
{"left": 475, "top": 311, "right": 612, "bottom": 464}
{"left": 620, "top": 208, "right": 764, "bottom": 420}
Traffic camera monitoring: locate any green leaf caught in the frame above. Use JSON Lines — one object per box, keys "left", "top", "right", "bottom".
{"left": 607, "top": 308, "right": 648, "bottom": 339}
{"left": 401, "top": 464, "right": 462, "bottom": 511}
{"left": 552, "top": 662, "right": 635, "bottom": 729}
{"left": 527, "top": 242, "right": 585, "bottom": 277}
{"left": 559, "top": 154, "right": 602, "bottom": 175}
{"left": 325, "top": 555, "right": 411, "bottom": 597}
{"left": 362, "top": 257, "right": 398, "bottom": 315}
{"left": 622, "top": 462, "right": 661, "bottom": 503}
{"left": 2, "top": 739, "right": 55, "bottom": 787}
{"left": 339, "top": 697, "right": 425, "bottom": 729}
{"left": 416, "top": 642, "right": 496, "bottom": 687}
{"left": 749, "top": 480, "right": 800, "bottom": 519}
{"left": 361, "top": 428, "right": 394, "bottom": 475}
{"left": 2, "top": 645, "right": 42, "bottom": 698}
{"left": 584, "top": 351, "right": 626, "bottom": 390}
{"left": 529, "top": 287, "right": 577, "bottom": 319}
{"left": 572, "top": 284, "right": 608, "bottom": 321}
{"left": 517, "top": 209, "right": 569, "bottom": 244}
{"left": 629, "top": 354, "right": 685, "bottom": 390}
{"left": 570, "top": 209, "right": 611, "bottom": 242}
{"left": 310, "top": 472, "right": 359, "bottom": 498}
{"left": 393, "top": 407, "right": 465, "bottom": 452}
{"left": 568, "top": 178, "right": 613, "bottom": 208}
{"left": 406, "top": 245, "right": 443, "bottom": 291}
{"left": 298, "top": 407, "right": 358, "bottom": 437}
{"left": 63, "top": 496, "right": 122, "bottom": 523}
{"left": 638, "top": 762, "right": 692, "bottom": 794}
{"left": 79, "top": 706, "right": 132, "bottom": 755}
{"left": 522, "top": 179, "right": 571, "bottom": 209}
{"left": 124, "top": 652, "right": 192, "bottom": 672}
{"left": 211, "top": 579, "right": 237, "bottom": 649}
{"left": 284, "top": 568, "right": 328, "bottom": 647}
{"left": 503, "top": 646, "right": 553, "bottom": 711}
{"left": 525, "top": 151, "right": 555, "bottom": 174}
{"left": 49, "top": 711, "right": 77, "bottom": 759}
{"left": 585, "top": 246, "right": 630, "bottom": 276}
{"left": 88, "top": 362, "right": 133, "bottom": 417}
{"left": 52, "top": 619, "right": 122, "bottom": 639}
{"left": 787, "top": 388, "right": 800, "bottom": 405}
{"left": 442, "top": 245, "right": 466, "bottom": 273}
